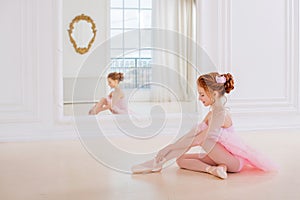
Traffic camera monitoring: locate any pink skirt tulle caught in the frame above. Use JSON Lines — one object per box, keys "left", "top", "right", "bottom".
{"left": 106, "top": 96, "right": 128, "bottom": 114}
{"left": 197, "top": 122, "right": 278, "bottom": 172}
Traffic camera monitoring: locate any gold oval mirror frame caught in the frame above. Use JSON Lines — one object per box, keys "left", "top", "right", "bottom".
{"left": 68, "top": 14, "right": 97, "bottom": 55}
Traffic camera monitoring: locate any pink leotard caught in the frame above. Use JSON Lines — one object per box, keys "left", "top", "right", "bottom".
{"left": 106, "top": 95, "right": 128, "bottom": 114}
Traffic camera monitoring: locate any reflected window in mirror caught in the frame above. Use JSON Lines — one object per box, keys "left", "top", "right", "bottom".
{"left": 110, "top": 0, "right": 153, "bottom": 89}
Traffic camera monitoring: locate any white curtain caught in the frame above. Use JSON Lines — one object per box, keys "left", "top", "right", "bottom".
{"left": 151, "top": 0, "right": 196, "bottom": 102}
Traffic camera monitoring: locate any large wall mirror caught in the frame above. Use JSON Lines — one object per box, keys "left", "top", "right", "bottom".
{"left": 63, "top": 0, "right": 109, "bottom": 116}
{"left": 63, "top": 0, "right": 204, "bottom": 117}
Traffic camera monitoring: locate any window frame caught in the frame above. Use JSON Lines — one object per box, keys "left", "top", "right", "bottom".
{"left": 109, "top": 0, "right": 153, "bottom": 91}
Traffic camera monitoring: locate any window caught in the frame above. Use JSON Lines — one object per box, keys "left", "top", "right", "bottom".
{"left": 110, "top": 0, "right": 152, "bottom": 89}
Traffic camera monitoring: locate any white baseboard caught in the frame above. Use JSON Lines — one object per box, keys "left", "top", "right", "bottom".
{"left": 232, "top": 112, "right": 300, "bottom": 132}
{"left": 1, "top": 111, "right": 300, "bottom": 142}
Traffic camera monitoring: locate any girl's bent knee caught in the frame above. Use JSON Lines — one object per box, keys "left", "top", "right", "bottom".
{"left": 227, "top": 167, "right": 241, "bottom": 173}
{"left": 227, "top": 158, "right": 244, "bottom": 173}
{"left": 176, "top": 158, "right": 184, "bottom": 168}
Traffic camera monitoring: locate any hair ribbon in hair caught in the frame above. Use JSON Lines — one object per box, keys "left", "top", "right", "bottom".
{"left": 216, "top": 75, "right": 226, "bottom": 84}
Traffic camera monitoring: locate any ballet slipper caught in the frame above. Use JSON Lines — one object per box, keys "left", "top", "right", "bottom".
{"left": 88, "top": 109, "right": 94, "bottom": 115}
{"left": 131, "top": 158, "right": 166, "bottom": 174}
{"left": 205, "top": 165, "right": 228, "bottom": 179}
{"left": 131, "top": 164, "right": 162, "bottom": 174}
{"left": 88, "top": 106, "right": 96, "bottom": 115}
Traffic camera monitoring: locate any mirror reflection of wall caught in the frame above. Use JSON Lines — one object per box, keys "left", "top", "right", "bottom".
{"left": 63, "top": 0, "right": 155, "bottom": 116}
{"left": 63, "top": 0, "right": 108, "bottom": 116}
{"left": 63, "top": 0, "right": 199, "bottom": 116}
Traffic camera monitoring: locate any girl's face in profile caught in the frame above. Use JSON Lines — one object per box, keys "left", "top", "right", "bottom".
{"left": 198, "top": 86, "right": 213, "bottom": 107}
{"left": 107, "top": 78, "right": 118, "bottom": 88}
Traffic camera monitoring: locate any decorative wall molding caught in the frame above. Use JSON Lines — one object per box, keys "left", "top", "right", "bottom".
{"left": 217, "top": 0, "right": 232, "bottom": 72}
{"left": 218, "top": 0, "right": 299, "bottom": 114}
{"left": 53, "top": 0, "right": 65, "bottom": 123}
{"left": 0, "top": 0, "right": 39, "bottom": 123}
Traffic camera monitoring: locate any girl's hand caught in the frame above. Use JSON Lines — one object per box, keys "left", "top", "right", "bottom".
{"left": 155, "top": 144, "right": 173, "bottom": 163}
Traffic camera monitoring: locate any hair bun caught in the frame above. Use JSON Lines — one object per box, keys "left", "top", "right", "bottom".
{"left": 223, "top": 73, "right": 234, "bottom": 94}
{"left": 118, "top": 72, "right": 124, "bottom": 82}
{"left": 107, "top": 72, "right": 124, "bottom": 82}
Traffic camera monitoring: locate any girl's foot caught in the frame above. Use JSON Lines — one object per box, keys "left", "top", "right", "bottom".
{"left": 88, "top": 108, "right": 96, "bottom": 115}
{"left": 205, "top": 164, "right": 227, "bottom": 179}
{"left": 131, "top": 158, "right": 166, "bottom": 174}
{"left": 89, "top": 105, "right": 98, "bottom": 115}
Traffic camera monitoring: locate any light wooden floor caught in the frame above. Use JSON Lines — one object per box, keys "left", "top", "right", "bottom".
{"left": 0, "top": 130, "right": 299, "bottom": 200}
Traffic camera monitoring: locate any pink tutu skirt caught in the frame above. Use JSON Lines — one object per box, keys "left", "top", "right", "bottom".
{"left": 197, "top": 122, "right": 278, "bottom": 172}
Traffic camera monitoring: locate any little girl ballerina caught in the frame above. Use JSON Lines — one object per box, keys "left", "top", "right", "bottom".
{"left": 89, "top": 72, "right": 128, "bottom": 115}
{"left": 131, "top": 72, "right": 277, "bottom": 179}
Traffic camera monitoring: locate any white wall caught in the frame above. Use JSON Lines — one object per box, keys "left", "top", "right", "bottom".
{"left": 0, "top": 0, "right": 299, "bottom": 141}
{"left": 0, "top": 0, "right": 73, "bottom": 141}
{"left": 197, "top": 0, "right": 300, "bottom": 130}
{"left": 63, "top": 0, "right": 108, "bottom": 77}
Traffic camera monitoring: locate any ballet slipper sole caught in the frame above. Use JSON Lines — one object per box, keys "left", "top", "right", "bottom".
{"left": 216, "top": 167, "right": 227, "bottom": 179}
{"left": 131, "top": 166, "right": 162, "bottom": 174}
{"left": 131, "top": 158, "right": 166, "bottom": 174}
{"left": 131, "top": 161, "right": 164, "bottom": 174}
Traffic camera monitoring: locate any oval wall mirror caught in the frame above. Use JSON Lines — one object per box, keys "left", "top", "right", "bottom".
{"left": 68, "top": 14, "right": 97, "bottom": 55}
